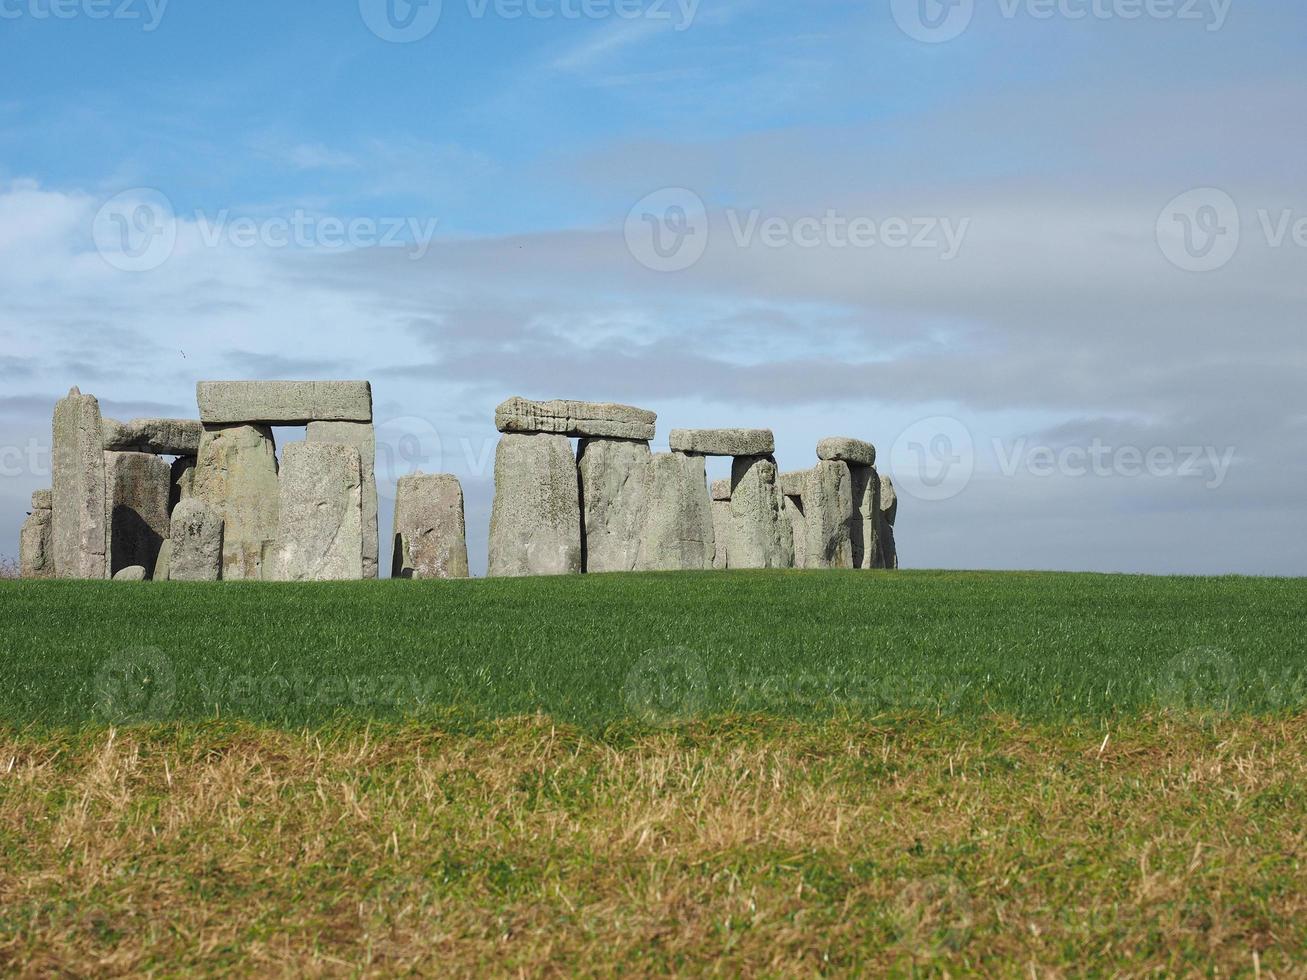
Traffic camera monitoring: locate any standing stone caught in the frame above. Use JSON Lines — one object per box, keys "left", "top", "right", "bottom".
{"left": 265, "top": 443, "right": 364, "bottom": 582}
{"left": 577, "top": 438, "right": 651, "bottom": 574}
{"left": 849, "top": 465, "right": 880, "bottom": 570}
{"left": 729, "top": 455, "right": 791, "bottom": 569}
{"left": 51, "top": 387, "right": 107, "bottom": 579}
{"left": 635, "top": 452, "right": 715, "bottom": 572}
{"left": 784, "top": 495, "right": 808, "bottom": 570}
{"left": 804, "top": 461, "right": 854, "bottom": 570}
{"left": 879, "top": 474, "right": 899, "bottom": 570}
{"left": 169, "top": 498, "right": 224, "bottom": 582}
{"left": 488, "top": 434, "right": 582, "bottom": 578}
{"left": 308, "top": 420, "right": 379, "bottom": 580}
{"left": 392, "top": 473, "right": 469, "bottom": 579}
{"left": 169, "top": 456, "right": 196, "bottom": 513}
{"left": 153, "top": 539, "right": 172, "bottom": 582}
{"left": 710, "top": 479, "right": 731, "bottom": 571}
{"left": 104, "top": 451, "right": 171, "bottom": 579}
{"left": 193, "top": 424, "right": 280, "bottom": 581}
{"left": 19, "top": 491, "right": 55, "bottom": 579}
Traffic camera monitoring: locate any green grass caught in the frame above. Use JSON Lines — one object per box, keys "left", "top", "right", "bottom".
{"left": 2, "top": 570, "right": 1304, "bottom": 729}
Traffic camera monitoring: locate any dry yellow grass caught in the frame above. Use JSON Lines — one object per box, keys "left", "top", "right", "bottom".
{"left": 1, "top": 715, "right": 1304, "bottom": 976}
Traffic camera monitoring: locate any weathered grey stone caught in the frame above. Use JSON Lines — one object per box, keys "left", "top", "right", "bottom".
{"left": 31, "top": 489, "right": 52, "bottom": 511}
{"left": 265, "top": 443, "right": 364, "bottom": 582}
{"left": 104, "top": 451, "right": 170, "bottom": 579}
{"left": 710, "top": 478, "right": 732, "bottom": 502}
{"left": 729, "top": 455, "right": 792, "bottom": 569}
{"left": 816, "top": 437, "right": 877, "bottom": 467}
{"left": 113, "top": 565, "right": 147, "bottom": 581}
{"left": 488, "top": 434, "right": 582, "bottom": 578}
{"left": 783, "top": 495, "right": 808, "bottom": 570}
{"left": 495, "top": 397, "right": 656, "bottom": 441}
{"left": 51, "top": 387, "right": 107, "bottom": 579}
{"left": 880, "top": 474, "right": 898, "bottom": 526}
{"left": 780, "top": 469, "right": 809, "bottom": 498}
{"left": 634, "top": 452, "right": 715, "bottom": 572}
{"left": 153, "top": 539, "right": 172, "bottom": 582}
{"left": 391, "top": 473, "right": 469, "bottom": 580}
{"left": 192, "top": 424, "right": 280, "bottom": 581}
{"left": 102, "top": 417, "right": 202, "bottom": 456}
{"left": 711, "top": 498, "right": 731, "bottom": 570}
{"left": 169, "top": 456, "right": 196, "bottom": 513}
{"left": 669, "top": 429, "right": 774, "bottom": 457}
{"left": 849, "top": 465, "right": 880, "bottom": 570}
{"left": 308, "top": 420, "right": 378, "bottom": 580}
{"left": 19, "top": 507, "right": 54, "bottom": 579}
{"left": 880, "top": 523, "right": 899, "bottom": 570}
{"left": 577, "top": 438, "right": 651, "bottom": 574}
{"left": 879, "top": 474, "right": 899, "bottom": 569}
{"left": 196, "top": 381, "right": 373, "bottom": 425}
{"left": 169, "top": 498, "right": 224, "bottom": 582}
{"left": 804, "top": 460, "right": 854, "bottom": 570}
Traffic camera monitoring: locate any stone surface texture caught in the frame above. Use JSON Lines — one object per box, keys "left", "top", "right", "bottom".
{"left": 711, "top": 498, "right": 731, "bottom": 570}
{"left": 879, "top": 475, "right": 899, "bottom": 569}
{"left": 169, "top": 498, "right": 224, "bottom": 581}
{"left": 170, "top": 456, "right": 196, "bottom": 513}
{"left": 488, "top": 434, "right": 582, "bottom": 578}
{"left": 710, "top": 479, "right": 732, "bottom": 502}
{"left": 634, "top": 452, "right": 715, "bottom": 572}
{"left": 577, "top": 438, "right": 652, "bottom": 574}
{"left": 391, "top": 473, "right": 469, "bottom": 580}
{"left": 265, "top": 442, "right": 364, "bottom": 582}
{"left": 495, "top": 397, "right": 656, "bottom": 441}
{"left": 729, "top": 455, "right": 792, "bottom": 569}
{"left": 113, "top": 565, "right": 147, "bottom": 581}
{"left": 816, "top": 437, "right": 877, "bottom": 467}
{"left": 102, "top": 417, "right": 202, "bottom": 456}
{"left": 20, "top": 505, "right": 55, "bottom": 579}
{"left": 669, "top": 429, "right": 774, "bottom": 457}
{"left": 197, "top": 381, "right": 373, "bottom": 425}
{"left": 803, "top": 460, "right": 855, "bottom": 570}
{"left": 780, "top": 469, "right": 809, "bottom": 498}
{"left": 849, "top": 465, "right": 880, "bottom": 570}
{"left": 192, "top": 424, "right": 280, "bottom": 581}
{"left": 32, "top": 489, "right": 52, "bottom": 510}
{"left": 308, "top": 420, "right": 379, "bottom": 579}
{"left": 104, "top": 451, "right": 171, "bottom": 578}
{"left": 51, "top": 387, "right": 107, "bottom": 579}
{"left": 784, "top": 495, "right": 808, "bottom": 570}
{"left": 153, "top": 539, "right": 172, "bottom": 582}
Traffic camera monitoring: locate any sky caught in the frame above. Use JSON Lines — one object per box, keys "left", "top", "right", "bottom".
{"left": 2, "top": 0, "right": 1305, "bottom": 576}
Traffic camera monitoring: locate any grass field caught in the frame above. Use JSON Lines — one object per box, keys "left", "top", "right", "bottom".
{"left": 1, "top": 570, "right": 1304, "bottom": 975}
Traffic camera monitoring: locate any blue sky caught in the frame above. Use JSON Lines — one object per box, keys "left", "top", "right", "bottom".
{"left": 2, "top": 0, "right": 1306, "bottom": 575}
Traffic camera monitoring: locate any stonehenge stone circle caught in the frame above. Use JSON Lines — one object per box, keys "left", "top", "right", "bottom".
{"left": 577, "top": 437, "right": 652, "bottom": 574}
{"left": 113, "top": 565, "right": 148, "bottom": 581}
{"left": 19, "top": 491, "right": 54, "bottom": 579}
{"left": 197, "top": 380, "right": 373, "bottom": 425}
{"left": 308, "top": 420, "right": 379, "bottom": 579}
{"left": 169, "top": 498, "right": 224, "bottom": 582}
{"left": 266, "top": 442, "right": 364, "bottom": 582}
{"left": 496, "top": 397, "right": 656, "bottom": 441}
{"left": 729, "top": 455, "right": 791, "bottom": 569}
{"left": 51, "top": 387, "right": 108, "bottom": 579}
{"left": 634, "top": 452, "right": 715, "bottom": 572}
{"left": 102, "top": 417, "right": 202, "bottom": 456}
{"left": 104, "top": 450, "right": 171, "bottom": 578}
{"left": 669, "top": 429, "right": 775, "bottom": 457}
{"left": 803, "top": 460, "right": 855, "bottom": 569}
{"left": 193, "top": 424, "right": 281, "bottom": 581}
{"left": 816, "top": 437, "right": 876, "bottom": 467}
{"left": 489, "top": 433, "right": 582, "bottom": 577}
{"left": 392, "top": 473, "right": 470, "bottom": 580}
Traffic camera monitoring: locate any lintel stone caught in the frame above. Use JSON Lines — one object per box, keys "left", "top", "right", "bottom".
{"left": 102, "top": 417, "right": 203, "bottom": 456}
{"left": 495, "top": 397, "right": 656, "bottom": 441}
{"left": 197, "top": 381, "right": 373, "bottom": 425}
{"left": 669, "top": 429, "right": 774, "bottom": 457}
{"left": 816, "top": 437, "right": 876, "bottom": 467}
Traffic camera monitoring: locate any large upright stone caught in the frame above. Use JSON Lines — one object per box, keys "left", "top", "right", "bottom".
{"left": 104, "top": 451, "right": 171, "bottom": 578}
{"left": 169, "top": 456, "right": 196, "bottom": 513}
{"left": 169, "top": 498, "right": 224, "bottom": 582}
{"left": 265, "top": 443, "right": 364, "bottom": 582}
{"left": 102, "top": 418, "right": 202, "bottom": 456}
{"left": 669, "top": 429, "right": 774, "bottom": 457}
{"left": 308, "top": 420, "right": 379, "bottom": 580}
{"left": 19, "top": 492, "right": 54, "bottom": 580}
{"left": 804, "top": 460, "right": 854, "bottom": 570}
{"left": 784, "top": 495, "right": 808, "bottom": 570}
{"left": 51, "top": 387, "right": 107, "bottom": 579}
{"left": 879, "top": 474, "right": 899, "bottom": 570}
{"left": 849, "top": 465, "right": 880, "bottom": 570}
{"left": 577, "top": 438, "right": 652, "bottom": 574}
{"left": 392, "top": 473, "right": 469, "bottom": 579}
{"left": 496, "top": 397, "right": 656, "bottom": 441}
{"left": 728, "top": 455, "right": 791, "bottom": 569}
{"left": 635, "top": 452, "right": 715, "bottom": 572}
{"left": 192, "top": 424, "right": 280, "bottom": 581}
{"left": 197, "top": 381, "right": 373, "bottom": 425}
{"left": 488, "top": 434, "right": 582, "bottom": 578}
{"left": 710, "top": 479, "right": 731, "bottom": 571}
